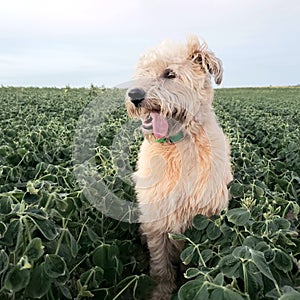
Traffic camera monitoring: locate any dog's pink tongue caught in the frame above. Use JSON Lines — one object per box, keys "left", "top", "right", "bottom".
{"left": 150, "top": 112, "right": 168, "bottom": 138}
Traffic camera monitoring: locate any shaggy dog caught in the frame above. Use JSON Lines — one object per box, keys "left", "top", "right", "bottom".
{"left": 125, "top": 36, "right": 232, "bottom": 299}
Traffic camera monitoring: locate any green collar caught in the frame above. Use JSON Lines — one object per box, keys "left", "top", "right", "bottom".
{"left": 155, "top": 131, "right": 184, "bottom": 144}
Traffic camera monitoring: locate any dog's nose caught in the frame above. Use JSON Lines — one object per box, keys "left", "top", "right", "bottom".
{"left": 128, "top": 88, "right": 145, "bottom": 107}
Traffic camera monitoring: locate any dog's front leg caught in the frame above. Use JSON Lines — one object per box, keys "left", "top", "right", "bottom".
{"left": 142, "top": 226, "right": 177, "bottom": 300}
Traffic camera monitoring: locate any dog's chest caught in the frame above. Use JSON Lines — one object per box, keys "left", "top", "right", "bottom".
{"left": 134, "top": 142, "right": 182, "bottom": 194}
{"left": 134, "top": 139, "right": 211, "bottom": 197}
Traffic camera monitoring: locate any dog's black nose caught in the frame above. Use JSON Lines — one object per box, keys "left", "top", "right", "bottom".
{"left": 128, "top": 88, "right": 145, "bottom": 107}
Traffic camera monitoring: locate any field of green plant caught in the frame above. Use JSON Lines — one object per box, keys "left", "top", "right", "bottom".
{"left": 0, "top": 86, "right": 299, "bottom": 299}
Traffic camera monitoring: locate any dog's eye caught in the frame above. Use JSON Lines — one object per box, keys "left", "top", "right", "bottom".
{"left": 162, "top": 68, "right": 176, "bottom": 79}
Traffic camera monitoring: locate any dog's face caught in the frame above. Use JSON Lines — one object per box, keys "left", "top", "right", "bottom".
{"left": 125, "top": 36, "right": 223, "bottom": 139}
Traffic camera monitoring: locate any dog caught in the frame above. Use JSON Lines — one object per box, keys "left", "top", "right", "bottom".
{"left": 125, "top": 36, "right": 232, "bottom": 299}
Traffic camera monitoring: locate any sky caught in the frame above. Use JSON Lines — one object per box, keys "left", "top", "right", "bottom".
{"left": 0, "top": 0, "right": 299, "bottom": 88}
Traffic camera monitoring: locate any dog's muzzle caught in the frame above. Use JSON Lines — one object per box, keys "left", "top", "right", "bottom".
{"left": 127, "top": 88, "right": 145, "bottom": 107}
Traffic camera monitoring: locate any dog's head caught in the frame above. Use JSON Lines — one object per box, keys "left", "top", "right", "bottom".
{"left": 125, "top": 36, "right": 223, "bottom": 140}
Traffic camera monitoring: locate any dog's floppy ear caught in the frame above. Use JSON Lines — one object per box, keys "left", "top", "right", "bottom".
{"left": 187, "top": 36, "right": 223, "bottom": 85}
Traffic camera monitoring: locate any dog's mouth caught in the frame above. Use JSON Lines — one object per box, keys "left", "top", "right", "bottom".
{"left": 142, "top": 112, "right": 168, "bottom": 138}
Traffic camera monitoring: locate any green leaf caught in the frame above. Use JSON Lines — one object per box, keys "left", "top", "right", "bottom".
{"left": 210, "top": 288, "right": 224, "bottom": 299}
{"left": 168, "top": 233, "right": 187, "bottom": 241}
{"left": 233, "top": 246, "right": 251, "bottom": 260}
{"left": 0, "top": 219, "right": 20, "bottom": 247}
{"left": 184, "top": 268, "right": 201, "bottom": 279}
{"left": 254, "top": 185, "right": 264, "bottom": 197}
{"left": 192, "top": 215, "right": 209, "bottom": 230}
{"left": 230, "top": 182, "right": 245, "bottom": 198}
{"left": 264, "top": 249, "right": 275, "bottom": 262}
{"left": 291, "top": 202, "right": 300, "bottom": 217}
{"left": 227, "top": 208, "right": 250, "bottom": 226}
{"left": 246, "top": 269, "right": 263, "bottom": 299}
{"left": 24, "top": 237, "right": 44, "bottom": 262}
{"left": 206, "top": 223, "right": 222, "bottom": 240}
{"left": 80, "top": 267, "right": 104, "bottom": 288}
{"left": 255, "top": 241, "right": 270, "bottom": 252}
{"left": 0, "top": 221, "right": 6, "bottom": 237}
{"left": 279, "top": 291, "right": 300, "bottom": 300}
{"left": 92, "top": 244, "right": 119, "bottom": 269}
{"left": 219, "top": 254, "right": 241, "bottom": 278}
{"left": 59, "top": 285, "right": 72, "bottom": 299}
{"left": 251, "top": 221, "right": 266, "bottom": 235}
{"left": 281, "top": 285, "right": 300, "bottom": 295}
{"left": 25, "top": 207, "right": 47, "bottom": 220}
{"left": 0, "top": 196, "right": 13, "bottom": 214}
{"left": 65, "top": 229, "right": 78, "bottom": 258}
{"left": 180, "top": 246, "right": 195, "bottom": 265}
{"left": 0, "top": 249, "right": 9, "bottom": 275}
{"left": 86, "top": 226, "right": 100, "bottom": 241}
{"left": 55, "top": 265, "right": 70, "bottom": 285}
{"left": 44, "top": 254, "right": 67, "bottom": 278}
{"left": 249, "top": 249, "right": 276, "bottom": 282}
{"left": 224, "top": 287, "right": 245, "bottom": 300}
{"left": 243, "top": 236, "right": 262, "bottom": 248}
{"left": 210, "top": 287, "right": 245, "bottom": 300}
{"left": 277, "top": 232, "right": 296, "bottom": 247}
{"left": 4, "top": 266, "right": 30, "bottom": 292}
{"left": 178, "top": 279, "right": 208, "bottom": 300}
{"left": 220, "top": 223, "right": 234, "bottom": 236}
{"left": 25, "top": 264, "right": 51, "bottom": 298}
{"left": 30, "top": 217, "right": 58, "bottom": 240}
{"left": 201, "top": 249, "right": 213, "bottom": 263}
{"left": 273, "top": 218, "right": 290, "bottom": 230}
{"left": 213, "top": 273, "right": 224, "bottom": 286}
{"left": 274, "top": 250, "right": 293, "bottom": 272}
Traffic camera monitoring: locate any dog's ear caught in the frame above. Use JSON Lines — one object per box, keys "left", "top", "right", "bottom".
{"left": 187, "top": 36, "right": 223, "bottom": 85}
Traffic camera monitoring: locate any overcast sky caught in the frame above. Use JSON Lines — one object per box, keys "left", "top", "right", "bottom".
{"left": 0, "top": 0, "right": 299, "bottom": 88}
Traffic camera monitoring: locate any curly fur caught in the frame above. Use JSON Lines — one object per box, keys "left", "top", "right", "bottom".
{"left": 125, "top": 35, "right": 232, "bottom": 299}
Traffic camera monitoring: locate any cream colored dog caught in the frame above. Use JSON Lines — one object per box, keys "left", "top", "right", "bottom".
{"left": 125, "top": 36, "right": 232, "bottom": 299}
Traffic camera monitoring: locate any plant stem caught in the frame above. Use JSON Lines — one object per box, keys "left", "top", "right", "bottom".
{"left": 112, "top": 276, "right": 138, "bottom": 300}
{"left": 69, "top": 254, "right": 89, "bottom": 274}
{"left": 242, "top": 262, "right": 248, "bottom": 293}
{"left": 55, "top": 216, "right": 70, "bottom": 255}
